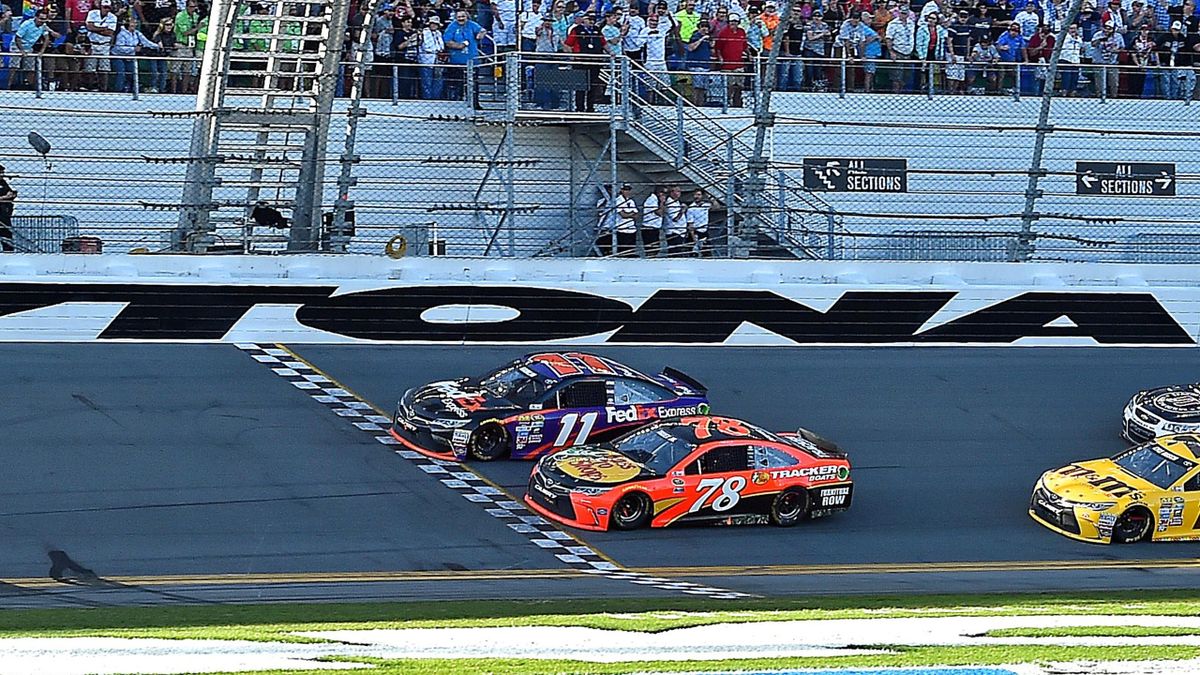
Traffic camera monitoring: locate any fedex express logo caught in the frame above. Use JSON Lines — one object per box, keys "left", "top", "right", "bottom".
{"left": 606, "top": 404, "right": 705, "bottom": 424}
{"left": 0, "top": 283, "right": 1192, "bottom": 344}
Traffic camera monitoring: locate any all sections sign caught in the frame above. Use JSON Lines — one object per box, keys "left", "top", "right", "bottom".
{"left": 1075, "top": 162, "right": 1176, "bottom": 196}
{"left": 803, "top": 158, "right": 908, "bottom": 193}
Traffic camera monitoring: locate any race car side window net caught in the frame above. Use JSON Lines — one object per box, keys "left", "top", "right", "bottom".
{"left": 557, "top": 380, "right": 608, "bottom": 408}
{"left": 696, "top": 445, "right": 753, "bottom": 474}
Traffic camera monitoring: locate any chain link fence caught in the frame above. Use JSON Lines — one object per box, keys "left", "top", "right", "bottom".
{"left": 2, "top": 48, "right": 1199, "bottom": 261}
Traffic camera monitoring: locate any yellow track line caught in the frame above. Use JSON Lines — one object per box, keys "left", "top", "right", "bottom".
{"left": 273, "top": 344, "right": 624, "bottom": 568}
{"left": 7, "top": 557, "right": 1200, "bottom": 589}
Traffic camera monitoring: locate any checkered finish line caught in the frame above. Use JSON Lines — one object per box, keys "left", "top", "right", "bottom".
{"left": 236, "top": 343, "right": 754, "bottom": 600}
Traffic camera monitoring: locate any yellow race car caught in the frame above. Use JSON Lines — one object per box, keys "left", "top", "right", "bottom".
{"left": 1030, "top": 434, "right": 1200, "bottom": 544}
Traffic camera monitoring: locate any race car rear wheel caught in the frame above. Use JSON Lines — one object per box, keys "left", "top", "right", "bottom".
{"left": 610, "top": 492, "right": 652, "bottom": 530}
{"left": 1112, "top": 507, "right": 1153, "bottom": 544}
{"left": 769, "top": 488, "right": 810, "bottom": 527}
{"left": 467, "top": 424, "right": 509, "bottom": 461}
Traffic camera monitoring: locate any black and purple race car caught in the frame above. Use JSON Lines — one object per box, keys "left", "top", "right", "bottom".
{"left": 390, "top": 352, "right": 709, "bottom": 461}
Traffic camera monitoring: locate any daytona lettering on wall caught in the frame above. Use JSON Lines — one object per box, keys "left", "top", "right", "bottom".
{"left": 0, "top": 283, "right": 1192, "bottom": 345}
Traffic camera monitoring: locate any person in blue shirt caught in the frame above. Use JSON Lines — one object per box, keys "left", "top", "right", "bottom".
{"left": 994, "top": 20, "right": 1025, "bottom": 92}
{"left": 443, "top": 9, "right": 488, "bottom": 101}
{"left": 14, "top": 9, "right": 59, "bottom": 89}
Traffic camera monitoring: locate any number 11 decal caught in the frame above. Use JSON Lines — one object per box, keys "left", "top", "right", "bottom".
{"left": 553, "top": 411, "right": 599, "bottom": 447}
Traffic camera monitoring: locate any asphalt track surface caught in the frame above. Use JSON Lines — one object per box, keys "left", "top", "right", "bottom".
{"left": 6, "top": 344, "right": 1200, "bottom": 606}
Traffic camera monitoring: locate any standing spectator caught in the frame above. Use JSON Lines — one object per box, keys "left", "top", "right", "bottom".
{"left": 945, "top": 10, "right": 971, "bottom": 93}
{"left": 623, "top": 3, "right": 648, "bottom": 61}
{"left": 1101, "top": 0, "right": 1128, "bottom": 37}
{"left": 533, "top": 15, "right": 564, "bottom": 107}
{"left": 564, "top": 12, "right": 605, "bottom": 111}
{"left": 146, "top": 16, "right": 172, "bottom": 92}
{"left": 995, "top": 21, "right": 1025, "bottom": 92}
{"left": 914, "top": 11, "right": 945, "bottom": 91}
{"left": 15, "top": 9, "right": 59, "bottom": 89}
{"left": 394, "top": 15, "right": 420, "bottom": 100}
{"left": 1129, "top": 0, "right": 1157, "bottom": 34}
{"left": 141, "top": 0, "right": 172, "bottom": 31}
{"left": 419, "top": 13, "right": 445, "bottom": 98}
{"left": 172, "top": 0, "right": 199, "bottom": 94}
{"left": 709, "top": 5, "right": 730, "bottom": 34}
{"left": 1157, "top": 19, "right": 1191, "bottom": 98}
{"left": 84, "top": 0, "right": 117, "bottom": 91}
{"left": 859, "top": 11, "right": 882, "bottom": 91}
{"left": 686, "top": 189, "right": 710, "bottom": 256}
{"left": 443, "top": 9, "right": 487, "bottom": 100}
{"left": 112, "top": 14, "right": 160, "bottom": 92}
{"left": 614, "top": 183, "right": 639, "bottom": 255}
{"left": 675, "top": 0, "right": 700, "bottom": 40}
{"left": 663, "top": 184, "right": 688, "bottom": 256}
{"left": 969, "top": 32, "right": 1000, "bottom": 92}
{"left": 519, "top": 0, "right": 541, "bottom": 50}
{"left": 492, "top": 0, "right": 517, "bottom": 50}
{"left": 1014, "top": 3, "right": 1039, "bottom": 37}
{"left": 0, "top": 165, "right": 14, "bottom": 252}
{"left": 685, "top": 17, "right": 712, "bottom": 103}
{"left": 760, "top": 1, "right": 780, "bottom": 52}
{"left": 642, "top": 12, "right": 670, "bottom": 96}
{"left": 66, "top": 0, "right": 93, "bottom": 32}
{"left": 1025, "top": 21, "right": 1054, "bottom": 93}
{"left": 371, "top": 5, "right": 395, "bottom": 99}
{"left": 714, "top": 13, "right": 747, "bottom": 105}
{"left": 883, "top": 5, "right": 914, "bottom": 91}
{"left": 1059, "top": 21, "right": 1083, "bottom": 94}
{"left": 1132, "top": 23, "right": 1162, "bottom": 96}
{"left": 640, "top": 185, "right": 665, "bottom": 257}
{"left": 835, "top": 12, "right": 867, "bottom": 91}
{"left": 805, "top": 12, "right": 830, "bottom": 89}
{"left": 778, "top": 6, "right": 805, "bottom": 91}
{"left": 1090, "top": 20, "right": 1122, "bottom": 96}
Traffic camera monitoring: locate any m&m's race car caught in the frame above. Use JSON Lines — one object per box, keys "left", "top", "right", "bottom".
{"left": 525, "top": 415, "right": 853, "bottom": 531}
{"left": 389, "top": 352, "right": 709, "bottom": 461}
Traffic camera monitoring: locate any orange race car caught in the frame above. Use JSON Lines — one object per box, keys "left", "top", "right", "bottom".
{"left": 524, "top": 415, "right": 853, "bottom": 531}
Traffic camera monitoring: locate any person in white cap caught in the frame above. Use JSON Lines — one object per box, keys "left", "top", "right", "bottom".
{"left": 84, "top": 0, "right": 118, "bottom": 90}
{"left": 1090, "top": 19, "right": 1123, "bottom": 97}
{"left": 0, "top": 164, "right": 14, "bottom": 252}
{"left": 419, "top": 13, "right": 446, "bottom": 98}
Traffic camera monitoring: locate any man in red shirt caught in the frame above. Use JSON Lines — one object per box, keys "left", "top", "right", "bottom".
{"left": 714, "top": 15, "right": 748, "bottom": 106}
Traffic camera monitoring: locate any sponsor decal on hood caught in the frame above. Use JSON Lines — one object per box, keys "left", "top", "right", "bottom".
{"left": 549, "top": 447, "right": 642, "bottom": 484}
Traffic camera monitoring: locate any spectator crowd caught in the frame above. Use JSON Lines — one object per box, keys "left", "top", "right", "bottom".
{"left": 1, "top": 0, "right": 207, "bottom": 91}
{"left": 5, "top": 0, "right": 1200, "bottom": 98}
{"left": 594, "top": 182, "right": 713, "bottom": 257}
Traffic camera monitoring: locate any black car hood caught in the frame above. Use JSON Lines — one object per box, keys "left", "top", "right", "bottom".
{"left": 1140, "top": 384, "right": 1200, "bottom": 421}
{"left": 406, "top": 378, "right": 520, "bottom": 421}
{"left": 539, "top": 445, "right": 655, "bottom": 487}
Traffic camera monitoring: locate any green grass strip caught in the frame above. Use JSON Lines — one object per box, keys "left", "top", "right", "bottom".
{"left": 987, "top": 626, "right": 1200, "bottom": 638}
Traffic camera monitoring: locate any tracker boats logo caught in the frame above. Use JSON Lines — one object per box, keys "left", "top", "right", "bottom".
{"left": 0, "top": 283, "right": 1192, "bottom": 345}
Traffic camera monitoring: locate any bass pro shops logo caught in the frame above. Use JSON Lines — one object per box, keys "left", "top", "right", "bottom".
{"left": 0, "top": 284, "right": 1191, "bottom": 345}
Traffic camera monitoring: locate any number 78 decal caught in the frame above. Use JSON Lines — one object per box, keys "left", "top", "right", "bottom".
{"left": 553, "top": 411, "right": 598, "bottom": 447}
{"left": 689, "top": 476, "right": 747, "bottom": 513}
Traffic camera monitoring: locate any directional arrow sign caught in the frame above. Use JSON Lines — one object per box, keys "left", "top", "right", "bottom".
{"left": 1075, "top": 161, "right": 1176, "bottom": 196}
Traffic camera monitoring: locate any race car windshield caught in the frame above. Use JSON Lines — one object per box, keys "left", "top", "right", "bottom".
{"left": 615, "top": 425, "right": 698, "bottom": 476}
{"left": 478, "top": 365, "right": 547, "bottom": 406}
{"left": 1112, "top": 446, "right": 1197, "bottom": 489}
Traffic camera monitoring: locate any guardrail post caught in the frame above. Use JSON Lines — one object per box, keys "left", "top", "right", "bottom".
{"left": 725, "top": 140, "right": 735, "bottom": 258}
{"left": 839, "top": 58, "right": 847, "bottom": 99}
{"left": 34, "top": 55, "right": 43, "bottom": 99}
{"left": 1099, "top": 65, "right": 1106, "bottom": 103}
{"left": 926, "top": 61, "right": 934, "bottom": 99}
{"left": 674, "top": 96, "right": 685, "bottom": 168}
{"left": 391, "top": 64, "right": 399, "bottom": 106}
{"left": 827, "top": 211, "right": 836, "bottom": 259}
{"left": 776, "top": 170, "right": 786, "bottom": 233}
{"left": 505, "top": 51, "right": 518, "bottom": 117}
{"left": 1012, "top": 64, "right": 1020, "bottom": 101}
{"left": 131, "top": 57, "right": 140, "bottom": 100}
{"left": 620, "top": 56, "right": 631, "bottom": 120}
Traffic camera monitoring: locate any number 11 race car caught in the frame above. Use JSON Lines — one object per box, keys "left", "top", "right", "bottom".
{"left": 525, "top": 415, "right": 853, "bottom": 531}
{"left": 390, "top": 352, "right": 709, "bottom": 461}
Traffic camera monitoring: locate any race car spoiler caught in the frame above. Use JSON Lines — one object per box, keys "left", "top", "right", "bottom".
{"left": 786, "top": 427, "right": 849, "bottom": 460}
{"left": 661, "top": 366, "right": 708, "bottom": 394}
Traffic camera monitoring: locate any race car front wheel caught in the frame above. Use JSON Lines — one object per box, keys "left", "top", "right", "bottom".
{"left": 1112, "top": 508, "right": 1153, "bottom": 544}
{"left": 468, "top": 424, "right": 509, "bottom": 461}
{"left": 769, "top": 488, "right": 810, "bottom": 527}
{"left": 610, "top": 492, "right": 652, "bottom": 530}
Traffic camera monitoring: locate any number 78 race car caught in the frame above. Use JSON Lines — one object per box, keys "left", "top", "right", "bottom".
{"left": 390, "top": 352, "right": 709, "bottom": 461}
{"left": 525, "top": 415, "right": 853, "bottom": 531}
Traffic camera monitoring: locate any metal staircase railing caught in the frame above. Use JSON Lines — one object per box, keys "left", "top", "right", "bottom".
{"left": 618, "top": 59, "right": 847, "bottom": 259}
